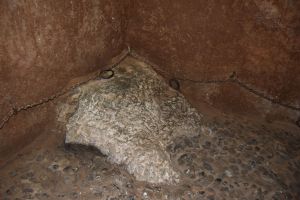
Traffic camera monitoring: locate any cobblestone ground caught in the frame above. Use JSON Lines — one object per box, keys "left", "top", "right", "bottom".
{"left": 0, "top": 59, "right": 299, "bottom": 200}
{"left": 1, "top": 113, "right": 299, "bottom": 200}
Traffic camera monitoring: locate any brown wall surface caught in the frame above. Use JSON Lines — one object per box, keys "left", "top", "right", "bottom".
{"left": 1, "top": 0, "right": 300, "bottom": 165}
{"left": 127, "top": 0, "right": 300, "bottom": 117}
{"left": 0, "top": 0, "right": 127, "bottom": 164}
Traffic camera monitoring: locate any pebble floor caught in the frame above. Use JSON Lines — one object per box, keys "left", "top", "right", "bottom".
{"left": 1, "top": 111, "right": 299, "bottom": 200}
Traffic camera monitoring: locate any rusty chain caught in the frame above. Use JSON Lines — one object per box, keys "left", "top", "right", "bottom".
{"left": 130, "top": 50, "right": 300, "bottom": 112}
{"left": 0, "top": 47, "right": 299, "bottom": 130}
{"left": 0, "top": 50, "right": 130, "bottom": 130}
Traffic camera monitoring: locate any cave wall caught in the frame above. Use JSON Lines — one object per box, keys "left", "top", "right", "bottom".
{"left": 0, "top": 0, "right": 127, "bottom": 165}
{"left": 126, "top": 0, "right": 300, "bottom": 118}
{"left": 1, "top": 0, "right": 300, "bottom": 165}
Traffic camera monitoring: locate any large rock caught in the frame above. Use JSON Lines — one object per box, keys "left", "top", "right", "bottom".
{"left": 59, "top": 58, "right": 203, "bottom": 184}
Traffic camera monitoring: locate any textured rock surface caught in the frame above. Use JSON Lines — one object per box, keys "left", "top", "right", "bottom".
{"left": 1, "top": 58, "right": 300, "bottom": 199}
{"left": 60, "top": 59, "right": 203, "bottom": 184}
{"left": 0, "top": 0, "right": 128, "bottom": 164}
{"left": 2, "top": 0, "right": 300, "bottom": 166}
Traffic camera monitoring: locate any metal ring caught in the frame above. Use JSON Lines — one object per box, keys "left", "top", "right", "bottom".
{"left": 100, "top": 69, "right": 114, "bottom": 79}
{"left": 169, "top": 78, "right": 180, "bottom": 91}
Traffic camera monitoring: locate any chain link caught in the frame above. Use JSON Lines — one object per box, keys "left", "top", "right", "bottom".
{"left": 130, "top": 50, "right": 300, "bottom": 112}
{"left": 0, "top": 47, "right": 299, "bottom": 130}
{"left": 0, "top": 50, "right": 130, "bottom": 130}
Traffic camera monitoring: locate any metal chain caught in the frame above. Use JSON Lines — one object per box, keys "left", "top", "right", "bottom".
{"left": 130, "top": 50, "right": 300, "bottom": 112}
{"left": 0, "top": 50, "right": 130, "bottom": 130}
{"left": 0, "top": 47, "right": 299, "bottom": 130}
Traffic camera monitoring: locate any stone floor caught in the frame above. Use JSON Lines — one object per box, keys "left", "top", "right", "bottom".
{"left": 0, "top": 59, "right": 300, "bottom": 200}
{"left": 1, "top": 112, "right": 299, "bottom": 200}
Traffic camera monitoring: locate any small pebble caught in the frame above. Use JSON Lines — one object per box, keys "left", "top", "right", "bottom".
{"left": 23, "top": 188, "right": 33, "bottom": 194}
{"left": 9, "top": 171, "right": 17, "bottom": 177}
{"left": 225, "top": 170, "right": 233, "bottom": 177}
